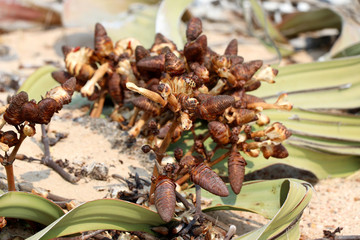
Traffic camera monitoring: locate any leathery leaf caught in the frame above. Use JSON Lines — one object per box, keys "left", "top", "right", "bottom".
{"left": 198, "top": 179, "right": 312, "bottom": 239}
{"left": 0, "top": 191, "right": 64, "bottom": 226}
{"left": 18, "top": 65, "right": 59, "bottom": 102}
{"left": 27, "top": 198, "right": 164, "bottom": 239}
{"left": 253, "top": 56, "right": 360, "bottom": 109}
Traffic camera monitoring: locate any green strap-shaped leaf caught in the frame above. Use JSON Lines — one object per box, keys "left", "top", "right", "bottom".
{"left": 201, "top": 180, "right": 283, "bottom": 218}
{"left": 0, "top": 191, "right": 64, "bottom": 226}
{"left": 155, "top": 0, "right": 193, "bottom": 49}
{"left": 18, "top": 65, "right": 59, "bottom": 101}
{"left": 332, "top": 42, "right": 360, "bottom": 58}
{"left": 168, "top": 115, "right": 360, "bottom": 179}
{"left": 248, "top": 0, "right": 294, "bottom": 57}
{"left": 277, "top": 8, "right": 341, "bottom": 38}
{"left": 210, "top": 143, "right": 360, "bottom": 179}
{"left": 249, "top": 0, "right": 288, "bottom": 44}
{"left": 329, "top": 13, "right": 360, "bottom": 58}
{"left": 108, "top": 0, "right": 193, "bottom": 49}
{"left": 253, "top": 56, "right": 360, "bottom": 109}
{"left": 197, "top": 179, "right": 312, "bottom": 240}
{"left": 27, "top": 199, "right": 164, "bottom": 240}
{"left": 107, "top": 6, "right": 158, "bottom": 48}
{"left": 261, "top": 108, "right": 360, "bottom": 156}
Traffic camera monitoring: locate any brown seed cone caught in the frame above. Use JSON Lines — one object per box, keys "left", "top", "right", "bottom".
{"left": 224, "top": 108, "right": 257, "bottom": 126}
{"left": 184, "top": 35, "right": 207, "bottom": 64}
{"left": 165, "top": 52, "right": 186, "bottom": 76}
{"left": 153, "top": 33, "right": 173, "bottom": 45}
{"left": 131, "top": 96, "right": 160, "bottom": 116}
{"left": 186, "top": 17, "right": 202, "bottom": 41}
{"left": 211, "top": 55, "right": 231, "bottom": 70}
{"left": 224, "top": 39, "right": 238, "bottom": 56}
{"left": 190, "top": 163, "right": 229, "bottom": 197}
{"left": 46, "top": 78, "right": 76, "bottom": 110}
{"left": 173, "top": 148, "right": 183, "bottom": 162}
{"left": 37, "top": 98, "right": 59, "bottom": 124}
{"left": 194, "top": 92, "right": 212, "bottom": 103}
{"left": 135, "top": 45, "right": 150, "bottom": 63}
{"left": 261, "top": 143, "right": 289, "bottom": 159}
{"left": 51, "top": 70, "right": 72, "bottom": 85}
{"left": 65, "top": 47, "right": 96, "bottom": 81}
{"left": 208, "top": 121, "right": 231, "bottom": 145}
{"left": 61, "top": 45, "right": 72, "bottom": 57}
{"left": 191, "top": 62, "right": 209, "bottom": 84}
{"left": 136, "top": 55, "right": 165, "bottom": 74}
{"left": 154, "top": 176, "right": 176, "bottom": 222}
{"left": 197, "top": 95, "right": 235, "bottom": 121}
{"left": 242, "top": 94, "right": 266, "bottom": 105}
{"left": 229, "top": 55, "right": 244, "bottom": 67}
{"left": 245, "top": 80, "right": 261, "bottom": 92}
{"left": 228, "top": 151, "right": 247, "bottom": 194}
{"left": 52, "top": 71, "right": 82, "bottom": 92}
{"left": 0, "top": 131, "right": 19, "bottom": 147}
{"left": 87, "top": 87, "right": 101, "bottom": 101}
{"left": 20, "top": 101, "right": 39, "bottom": 123}
{"left": 4, "top": 91, "right": 29, "bottom": 125}
{"left": 230, "top": 60, "right": 263, "bottom": 82}
{"left": 94, "top": 23, "right": 114, "bottom": 58}
{"left": 180, "top": 155, "right": 198, "bottom": 167}
{"left": 107, "top": 73, "right": 123, "bottom": 105}
{"left": 61, "top": 77, "right": 76, "bottom": 95}
{"left": 178, "top": 94, "right": 198, "bottom": 114}
{"left": 157, "top": 123, "right": 183, "bottom": 143}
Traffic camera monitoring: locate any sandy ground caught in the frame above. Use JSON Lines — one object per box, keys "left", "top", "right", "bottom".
{"left": 0, "top": 108, "right": 151, "bottom": 201}
{"left": 0, "top": 17, "right": 359, "bottom": 240}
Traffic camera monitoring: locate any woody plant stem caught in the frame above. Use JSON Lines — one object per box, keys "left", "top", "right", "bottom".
{"left": 3, "top": 133, "right": 27, "bottom": 191}
{"left": 149, "top": 115, "right": 180, "bottom": 196}
{"left": 41, "top": 124, "right": 79, "bottom": 183}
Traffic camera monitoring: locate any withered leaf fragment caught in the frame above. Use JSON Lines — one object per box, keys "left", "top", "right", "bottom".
{"left": 190, "top": 163, "right": 229, "bottom": 197}
{"left": 154, "top": 176, "right": 176, "bottom": 222}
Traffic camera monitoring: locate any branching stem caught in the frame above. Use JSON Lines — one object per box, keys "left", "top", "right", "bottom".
{"left": 41, "top": 124, "right": 79, "bottom": 183}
